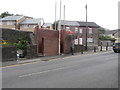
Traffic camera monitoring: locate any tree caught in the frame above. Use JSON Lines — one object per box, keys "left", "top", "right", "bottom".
{"left": 99, "top": 35, "right": 116, "bottom": 42}
{"left": 52, "top": 21, "right": 58, "bottom": 30}
{"left": 0, "top": 11, "right": 13, "bottom": 18}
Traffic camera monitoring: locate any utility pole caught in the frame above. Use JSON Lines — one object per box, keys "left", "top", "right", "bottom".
{"left": 55, "top": 0, "right": 57, "bottom": 30}
{"left": 63, "top": 5, "right": 65, "bottom": 30}
{"left": 85, "top": 4, "right": 88, "bottom": 50}
{"left": 58, "top": 0, "right": 62, "bottom": 55}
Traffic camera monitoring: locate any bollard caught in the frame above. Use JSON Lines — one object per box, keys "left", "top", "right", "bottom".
{"left": 94, "top": 46, "right": 96, "bottom": 52}
{"left": 106, "top": 42, "right": 108, "bottom": 51}
{"left": 81, "top": 45, "right": 83, "bottom": 54}
{"left": 100, "top": 42, "right": 102, "bottom": 51}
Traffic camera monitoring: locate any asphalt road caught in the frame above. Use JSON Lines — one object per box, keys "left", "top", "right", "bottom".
{"left": 2, "top": 51, "right": 118, "bottom": 88}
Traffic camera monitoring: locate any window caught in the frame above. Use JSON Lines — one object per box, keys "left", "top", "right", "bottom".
{"left": 79, "top": 38, "right": 83, "bottom": 45}
{"left": 75, "top": 27, "right": 78, "bottom": 33}
{"left": 23, "top": 25, "right": 29, "bottom": 28}
{"left": 66, "top": 27, "right": 70, "bottom": 31}
{"left": 75, "top": 39, "right": 78, "bottom": 45}
{"left": 33, "top": 25, "right": 37, "bottom": 28}
{"left": 89, "top": 28, "right": 92, "bottom": 34}
{"left": 0, "top": 21, "right": 2, "bottom": 25}
{"left": 7, "top": 21, "right": 13, "bottom": 25}
{"left": 87, "top": 38, "right": 93, "bottom": 43}
{"left": 79, "top": 28, "right": 82, "bottom": 33}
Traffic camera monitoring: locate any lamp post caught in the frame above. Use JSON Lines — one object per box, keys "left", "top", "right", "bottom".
{"left": 85, "top": 4, "right": 88, "bottom": 50}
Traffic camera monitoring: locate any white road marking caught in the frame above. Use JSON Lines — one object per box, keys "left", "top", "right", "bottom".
{"left": 19, "top": 67, "right": 65, "bottom": 77}
{"left": 19, "top": 64, "right": 81, "bottom": 78}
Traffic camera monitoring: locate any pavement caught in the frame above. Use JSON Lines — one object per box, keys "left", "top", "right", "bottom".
{"left": 2, "top": 46, "right": 113, "bottom": 67}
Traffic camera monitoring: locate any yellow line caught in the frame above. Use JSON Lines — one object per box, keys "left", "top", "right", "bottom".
{"left": 2, "top": 51, "right": 112, "bottom": 68}
{"left": 1, "top": 60, "right": 42, "bottom": 68}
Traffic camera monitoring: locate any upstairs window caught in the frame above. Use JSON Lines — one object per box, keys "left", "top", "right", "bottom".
{"left": 0, "top": 21, "right": 2, "bottom": 25}
{"left": 23, "top": 25, "right": 29, "bottom": 28}
{"left": 7, "top": 21, "right": 13, "bottom": 25}
{"left": 79, "top": 28, "right": 82, "bottom": 33}
{"left": 66, "top": 27, "right": 70, "bottom": 31}
{"left": 33, "top": 25, "right": 37, "bottom": 28}
{"left": 75, "top": 27, "right": 78, "bottom": 33}
{"left": 89, "top": 28, "right": 93, "bottom": 34}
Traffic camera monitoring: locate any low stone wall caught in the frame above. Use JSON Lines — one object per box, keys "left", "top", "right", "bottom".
{"left": 0, "top": 28, "right": 37, "bottom": 62}
{"left": 26, "top": 45, "right": 37, "bottom": 59}
{"left": 1, "top": 46, "right": 17, "bottom": 62}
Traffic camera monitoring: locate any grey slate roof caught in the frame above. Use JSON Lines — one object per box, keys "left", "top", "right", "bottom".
{"left": 42, "top": 23, "right": 52, "bottom": 27}
{"left": 105, "top": 30, "right": 117, "bottom": 35}
{"left": 60, "top": 20, "right": 100, "bottom": 28}
{"left": 60, "top": 20, "right": 80, "bottom": 26}
{"left": 0, "top": 16, "right": 24, "bottom": 21}
{"left": 105, "top": 29, "right": 120, "bottom": 35}
{"left": 77, "top": 21, "right": 100, "bottom": 28}
{"left": 19, "top": 18, "right": 44, "bottom": 24}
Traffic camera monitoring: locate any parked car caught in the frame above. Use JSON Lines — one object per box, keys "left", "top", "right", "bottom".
{"left": 113, "top": 43, "right": 120, "bottom": 53}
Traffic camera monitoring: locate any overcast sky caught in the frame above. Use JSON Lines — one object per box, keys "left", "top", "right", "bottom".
{"left": 0, "top": 0, "right": 119, "bottom": 30}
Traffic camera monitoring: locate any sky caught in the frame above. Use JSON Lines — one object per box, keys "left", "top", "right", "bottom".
{"left": 0, "top": 0, "right": 119, "bottom": 30}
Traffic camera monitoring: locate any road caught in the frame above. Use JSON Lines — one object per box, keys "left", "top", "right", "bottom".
{"left": 2, "top": 51, "right": 118, "bottom": 88}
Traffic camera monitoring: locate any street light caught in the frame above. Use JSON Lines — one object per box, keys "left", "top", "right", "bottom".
{"left": 85, "top": 4, "right": 88, "bottom": 50}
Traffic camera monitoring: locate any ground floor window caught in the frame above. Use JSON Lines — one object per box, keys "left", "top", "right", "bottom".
{"left": 87, "top": 37, "right": 93, "bottom": 43}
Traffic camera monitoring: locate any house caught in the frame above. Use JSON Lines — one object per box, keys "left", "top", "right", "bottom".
{"left": 105, "top": 29, "right": 120, "bottom": 43}
{"left": 42, "top": 23, "right": 53, "bottom": 30}
{"left": 19, "top": 18, "right": 44, "bottom": 32}
{"left": 0, "top": 15, "right": 26, "bottom": 29}
{"left": 60, "top": 20, "right": 100, "bottom": 49}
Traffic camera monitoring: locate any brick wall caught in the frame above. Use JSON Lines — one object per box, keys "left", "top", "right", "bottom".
{"left": 34, "top": 26, "right": 59, "bottom": 56}
{"left": 60, "top": 30, "right": 85, "bottom": 54}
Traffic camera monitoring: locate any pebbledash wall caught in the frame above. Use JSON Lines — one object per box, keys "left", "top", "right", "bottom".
{"left": 0, "top": 28, "right": 37, "bottom": 62}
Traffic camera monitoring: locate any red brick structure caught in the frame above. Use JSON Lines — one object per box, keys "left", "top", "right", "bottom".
{"left": 60, "top": 30, "right": 66, "bottom": 53}
{"left": 34, "top": 26, "right": 59, "bottom": 56}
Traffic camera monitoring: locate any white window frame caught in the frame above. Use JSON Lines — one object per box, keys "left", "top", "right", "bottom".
{"left": 89, "top": 28, "right": 93, "bottom": 34}
{"left": 79, "top": 28, "right": 82, "bottom": 33}
{"left": 75, "top": 27, "right": 78, "bottom": 33}
{"left": 75, "top": 39, "right": 78, "bottom": 45}
{"left": 23, "top": 24, "right": 29, "bottom": 28}
{"left": 66, "top": 27, "right": 70, "bottom": 31}
{"left": 87, "top": 37, "right": 93, "bottom": 43}
{"left": 7, "top": 21, "right": 13, "bottom": 25}
{"left": 33, "top": 25, "right": 37, "bottom": 28}
{"left": 79, "top": 38, "right": 83, "bottom": 45}
{"left": 0, "top": 21, "right": 2, "bottom": 25}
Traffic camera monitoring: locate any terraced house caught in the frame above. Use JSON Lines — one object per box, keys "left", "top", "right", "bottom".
{"left": 60, "top": 20, "right": 100, "bottom": 49}
{"left": 0, "top": 15, "right": 26, "bottom": 29}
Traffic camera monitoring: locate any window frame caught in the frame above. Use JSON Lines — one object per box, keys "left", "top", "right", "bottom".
{"left": 88, "top": 28, "right": 93, "bottom": 34}
{"left": 7, "top": 21, "right": 13, "bottom": 25}
{"left": 0, "top": 21, "right": 2, "bottom": 25}
{"left": 23, "top": 24, "right": 29, "bottom": 28}
{"left": 79, "top": 28, "right": 83, "bottom": 34}
{"left": 66, "top": 27, "right": 70, "bottom": 31}
{"left": 79, "top": 37, "right": 83, "bottom": 45}
{"left": 75, "top": 27, "right": 78, "bottom": 33}
{"left": 87, "top": 37, "right": 93, "bottom": 43}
